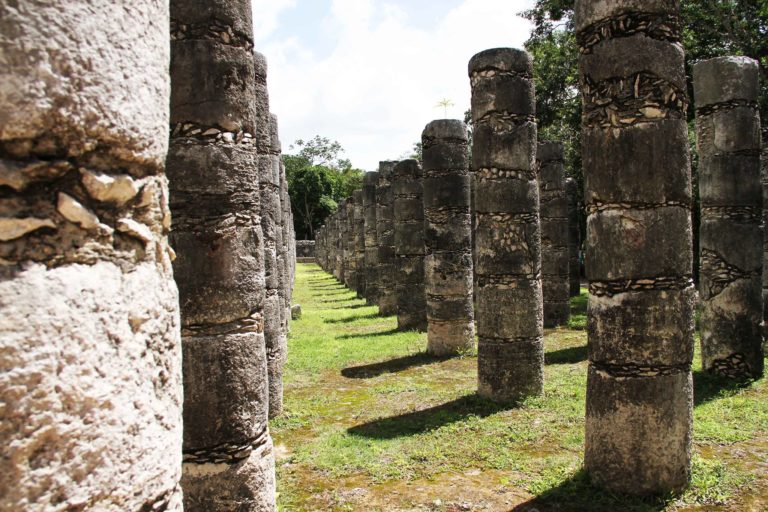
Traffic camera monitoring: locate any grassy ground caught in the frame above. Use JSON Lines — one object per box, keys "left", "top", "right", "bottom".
{"left": 272, "top": 263, "right": 768, "bottom": 512}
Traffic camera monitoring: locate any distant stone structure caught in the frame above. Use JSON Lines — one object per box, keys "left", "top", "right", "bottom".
{"left": 363, "top": 171, "right": 380, "bottom": 304}
{"left": 538, "top": 142, "right": 570, "bottom": 327}
{"left": 469, "top": 48, "right": 544, "bottom": 401}
{"left": 393, "top": 159, "right": 428, "bottom": 331}
{"left": 422, "top": 120, "right": 475, "bottom": 355}
{"left": 353, "top": 189, "right": 367, "bottom": 298}
{"left": 566, "top": 178, "right": 581, "bottom": 296}
{"left": 377, "top": 161, "right": 399, "bottom": 315}
{"left": 763, "top": 128, "right": 768, "bottom": 343}
{"left": 296, "top": 240, "right": 316, "bottom": 261}
{"left": 576, "top": 0, "right": 695, "bottom": 494}
{"left": 694, "top": 56, "right": 764, "bottom": 379}
{"left": 168, "top": 0, "right": 275, "bottom": 508}
{"left": 0, "top": 2, "right": 183, "bottom": 509}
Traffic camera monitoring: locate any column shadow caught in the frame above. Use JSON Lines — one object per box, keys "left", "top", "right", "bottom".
{"left": 509, "top": 469, "right": 671, "bottom": 512}
{"left": 545, "top": 345, "right": 587, "bottom": 365}
{"left": 336, "top": 327, "right": 401, "bottom": 340}
{"left": 693, "top": 369, "right": 754, "bottom": 406}
{"left": 325, "top": 312, "right": 382, "bottom": 324}
{"left": 348, "top": 394, "right": 515, "bottom": 439}
{"left": 341, "top": 352, "right": 448, "bottom": 378}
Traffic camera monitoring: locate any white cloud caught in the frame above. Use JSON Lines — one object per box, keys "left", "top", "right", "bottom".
{"left": 258, "top": 0, "right": 535, "bottom": 170}
{"left": 251, "top": 0, "right": 296, "bottom": 42}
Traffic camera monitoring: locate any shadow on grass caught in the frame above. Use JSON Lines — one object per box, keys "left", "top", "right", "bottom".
{"left": 341, "top": 352, "right": 448, "bottom": 379}
{"left": 693, "top": 369, "right": 754, "bottom": 406}
{"left": 318, "top": 296, "right": 358, "bottom": 304}
{"left": 545, "top": 344, "right": 587, "bottom": 365}
{"left": 348, "top": 394, "right": 515, "bottom": 439}
{"left": 325, "top": 312, "right": 382, "bottom": 324}
{"left": 336, "top": 327, "right": 401, "bottom": 340}
{"left": 310, "top": 283, "right": 349, "bottom": 289}
{"left": 509, "top": 469, "right": 671, "bottom": 512}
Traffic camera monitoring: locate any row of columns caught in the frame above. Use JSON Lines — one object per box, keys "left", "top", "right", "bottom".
{"left": 1, "top": 0, "right": 295, "bottom": 510}
{"left": 316, "top": 0, "right": 764, "bottom": 498}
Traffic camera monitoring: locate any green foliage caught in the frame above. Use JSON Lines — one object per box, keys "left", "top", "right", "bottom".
{"left": 284, "top": 136, "right": 364, "bottom": 239}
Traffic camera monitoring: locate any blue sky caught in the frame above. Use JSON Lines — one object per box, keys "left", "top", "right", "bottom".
{"left": 252, "top": 0, "right": 535, "bottom": 170}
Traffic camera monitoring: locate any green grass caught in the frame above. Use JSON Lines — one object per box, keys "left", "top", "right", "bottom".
{"left": 274, "top": 263, "right": 768, "bottom": 511}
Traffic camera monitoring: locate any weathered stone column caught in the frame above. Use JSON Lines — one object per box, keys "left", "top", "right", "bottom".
{"left": 168, "top": 0, "right": 275, "bottom": 508}
{"left": 538, "top": 142, "right": 570, "bottom": 327}
{"left": 576, "top": 0, "right": 695, "bottom": 494}
{"left": 344, "top": 197, "right": 358, "bottom": 290}
{"left": 393, "top": 159, "right": 428, "bottom": 331}
{"left": 353, "top": 189, "right": 367, "bottom": 298}
{"left": 363, "top": 171, "right": 380, "bottom": 303}
{"left": 422, "top": 120, "right": 475, "bottom": 355}
{"left": 566, "top": 177, "right": 582, "bottom": 296}
{"left": 262, "top": 111, "right": 285, "bottom": 418}
{"left": 763, "top": 129, "right": 768, "bottom": 344}
{"left": 377, "top": 161, "right": 398, "bottom": 315}
{"left": 0, "top": 2, "right": 182, "bottom": 509}
{"left": 278, "top": 155, "right": 293, "bottom": 336}
{"left": 694, "top": 56, "right": 764, "bottom": 379}
{"left": 469, "top": 48, "right": 543, "bottom": 401}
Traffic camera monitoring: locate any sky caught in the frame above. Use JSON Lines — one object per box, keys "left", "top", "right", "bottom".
{"left": 252, "top": 0, "right": 536, "bottom": 171}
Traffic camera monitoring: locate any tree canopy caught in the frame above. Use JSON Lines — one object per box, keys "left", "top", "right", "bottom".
{"left": 284, "top": 136, "right": 364, "bottom": 239}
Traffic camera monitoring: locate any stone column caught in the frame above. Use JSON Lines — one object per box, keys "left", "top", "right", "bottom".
{"left": 576, "top": 0, "right": 695, "bottom": 494}
{"left": 346, "top": 195, "right": 359, "bottom": 291}
{"left": 335, "top": 210, "right": 345, "bottom": 282}
{"left": 538, "top": 142, "right": 570, "bottom": 327}
{"left": 272, "top": 132, "right": 296, "bottom": 346}
{"left": 566, "top": 177, "right": 582, "bottom": 296}
{"left": 353, "top": 189, "right": 367, "bottom": 298}
{"left": 377, "top": 161, "right": 398, "bottom": 315}
{"left": 694, "top": 56, "right": 764, "bottom": 379}
{"left": 363, "top": 171, "right": 380, "bottom": 303}
{"left": 763, "top": 129, "right": 768, "bottom": 344}
{"left": 0, "top": 2, "right": 182, "bottom": 509}
{"left": 263, "top": 111, "right": 285, "bottom": 418}
{"left": 469, "top": 48, "right": 543, "bottom": 401}
{"left": 393, "top": 159, "right": 428, "bottom": 331}
{"left": 422, "top": 120, "right": 475, "bottom": 355}
{"left": 168, "top": 0, "right": 275, "bottom": 509}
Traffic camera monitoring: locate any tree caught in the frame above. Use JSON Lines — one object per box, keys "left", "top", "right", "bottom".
{"left": 284, "top": 136, "right": 364, "bottom": 239}
{"left": 436, "top": 98, "right": 455, "bottom": 117}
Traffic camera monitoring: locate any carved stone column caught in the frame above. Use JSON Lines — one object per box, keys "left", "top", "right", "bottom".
{"left": 0, "top": 1, "right": 182, "bottom": 509}
{"left": 422, "top": 120, "right": 475, "bottom": 355}
{"left": 469, "top": 48, "right": 543, "bottom": 401}
{"left": 168, "top": 0, "right": 275, "bottom": 508}
{"left": 576, "top": 0, "right": 695, "bottom": 494}
{"left": 393, "top": 159, "right": 428, "bottom": 331}
{"left": 694, "top": 56, "right": 764, "bottom": 379}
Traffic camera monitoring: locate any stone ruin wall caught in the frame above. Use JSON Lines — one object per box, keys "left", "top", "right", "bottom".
{"left": 566, "top": 177, "right": 582, "bottom": 296}
{"left": 576, "top": 0, "right": 695, "bottom": 495}
{"left": 0, "top": 0, "right": 183, "bottom": 509}
{"left": 362, "top": 171, "right": 380, "bottom": 304}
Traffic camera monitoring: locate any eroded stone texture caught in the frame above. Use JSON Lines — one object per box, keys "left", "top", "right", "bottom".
{"left": 422, "top": 120, "right": 475, "bottom": 355}
{"left": 0, "top": 1, "right": 183, "bottom": 509}
{"left": 538, "top": 142, "right": 570, "bottom": 327}
{"left": 353, "top": 189, "right": 367, "bottom": 298}
{"left": 393, "top": 159, "right": 428, "bottom": 331}
{"left": 576, "top": 0, "right": 694, "bottom": 495}
{"left": 276, "top": 125, "right": 293, "bottom": 411}
{"left": 763, "top": 128, "right": 768, "bottom": 344}
{"left": 566, "top": 178, "right": 582, "bottom": 296}
{"left": 694, "top": 56, "right": 764, "bottom": 380}
{"left": 376, "top": 161, "right": 399, "bottom": 315}
{"left": 363, "top": 171, "right": 380, "bottom": 304}
{"left": 168, "top": 0, "right": 275, "bottom": 508}
{"left": 470, "top": 48, "right": 544, "bottom": 401}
